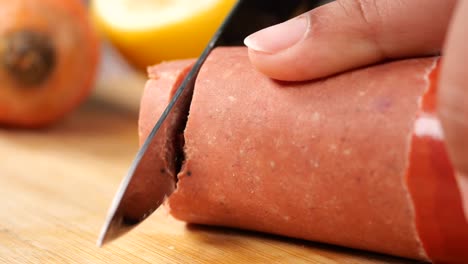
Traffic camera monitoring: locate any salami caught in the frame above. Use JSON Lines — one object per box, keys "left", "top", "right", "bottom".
{"left": 138, "top": 47, "right": 468, "bottom": 262}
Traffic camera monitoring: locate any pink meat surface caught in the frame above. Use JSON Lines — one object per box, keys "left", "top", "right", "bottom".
{"left": 138, "top": 47, "right": 468, "bottom": 263}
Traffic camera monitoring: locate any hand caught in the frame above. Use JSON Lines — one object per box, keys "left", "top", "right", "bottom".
{"left": 244, "top": 0, "right": 468, "bottom": 219}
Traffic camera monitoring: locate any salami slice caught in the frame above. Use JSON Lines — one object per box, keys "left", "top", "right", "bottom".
{"left": 138, "top": 47, "right": 468, "bottom": 263}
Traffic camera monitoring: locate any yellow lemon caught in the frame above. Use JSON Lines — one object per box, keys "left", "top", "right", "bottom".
{"left": 91, "top": 0, "right": 236, "bottom": 71}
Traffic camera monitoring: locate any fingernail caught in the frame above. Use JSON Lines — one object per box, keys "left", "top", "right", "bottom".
{"left": 244, "top": 16, "right": 308, "bottom": 54}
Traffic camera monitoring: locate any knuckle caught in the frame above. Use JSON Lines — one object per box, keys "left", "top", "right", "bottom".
{"left": 335, "top": 0, "right": 387, "bottom": 57}
{"left": 340, "top": 0, "right": 382, "bottom": 25}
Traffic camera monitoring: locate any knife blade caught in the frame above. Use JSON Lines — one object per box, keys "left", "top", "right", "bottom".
{"left": 97, "top": 0, "right": 320, "bottom": 247}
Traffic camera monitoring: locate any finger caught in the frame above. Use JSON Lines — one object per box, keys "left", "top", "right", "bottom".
{"left": 438, "top": 0, "right": 468, "bottom": 220}
{"left": 244, "top": 0, "right": 456, "bottom": 81}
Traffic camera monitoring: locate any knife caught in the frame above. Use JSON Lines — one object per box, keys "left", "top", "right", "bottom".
{"left": 97, "top": 0, "right": 320, "bottom": 247}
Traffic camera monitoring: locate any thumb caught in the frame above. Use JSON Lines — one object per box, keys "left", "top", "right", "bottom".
{"left": 244, "top": 0, "right": 455, "bottom": 81}
{"left": 438, "top": 0, "right": 468, "bottom": 221}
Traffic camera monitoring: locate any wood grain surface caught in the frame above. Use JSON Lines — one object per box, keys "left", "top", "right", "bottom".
{"left": 0, "top": 47, "right": 424, "bottom": 264}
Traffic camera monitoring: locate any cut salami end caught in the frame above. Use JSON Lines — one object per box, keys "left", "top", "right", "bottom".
{"left": 138, "top": 47, "right": 468, "bottom": 263}
{"left": 406, "top": 63, "right": 468, "bottom": 263}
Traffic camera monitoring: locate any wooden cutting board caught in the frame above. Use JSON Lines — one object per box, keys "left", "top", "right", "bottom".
{"left": 0, "top": 47, "right": 422, "bottom": 264}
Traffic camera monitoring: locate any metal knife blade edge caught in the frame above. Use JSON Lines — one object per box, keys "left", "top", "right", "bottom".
{"left": 96, "top": 0, "right": 244, "bottom": 247}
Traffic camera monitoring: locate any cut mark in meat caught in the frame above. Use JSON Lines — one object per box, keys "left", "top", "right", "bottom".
{"left": 165, "top": 68, "right": 196, "bottom": 184}
{"left": 172, "top": 99, "right": 191, "bottom": 181}
{"left": 174, "top": 132, "right": 186, "bottom": 177}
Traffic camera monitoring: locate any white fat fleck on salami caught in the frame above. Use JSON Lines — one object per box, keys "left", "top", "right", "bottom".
{"left": 414, "top": 115, "right": 444, "bottom": 140}
{"left": 270, "top": 161, "right": 276, "bottom": 169}
{"left": 254, "top": 175, "right": 261, "bottom": 183}
{"left": 314, "top": 160, "right": 320, "bottom": 168}
{"left": 312, "top": 112, "right": 321, "bottom": 122}
{"left": 222, "top": 70, "right": 234, "bottom": 79}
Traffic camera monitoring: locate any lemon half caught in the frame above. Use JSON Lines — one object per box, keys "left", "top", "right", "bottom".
{"left": 91, "top": 0, "right": 236, "bottom": 70}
